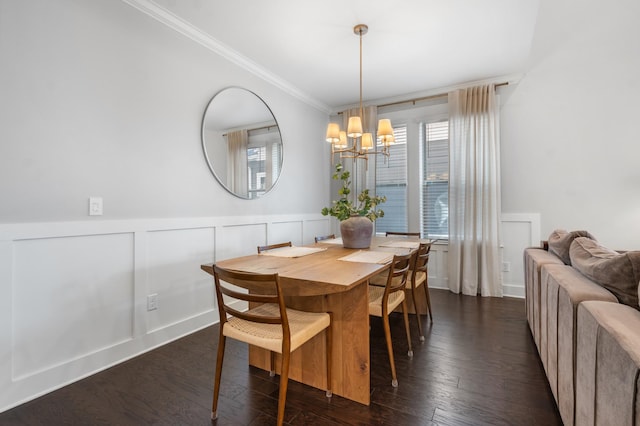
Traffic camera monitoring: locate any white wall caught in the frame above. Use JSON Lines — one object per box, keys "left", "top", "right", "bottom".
{"left": 0, "top": 0, "right": 330, "bottom": 222}
{"left": 0, "top": 0, "right": 331, "bottom": 412}
{"left": 500, "top": 0, "right": 640, "bottom": 251}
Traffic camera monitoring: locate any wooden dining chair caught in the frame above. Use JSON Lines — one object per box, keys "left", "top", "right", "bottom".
{"left": 368, "top": 252, "right": 413, "bottom": 387}
{"left": 379, "top": 233, "right": 434, "bottom": 339}
{"left": 257, "top": 241, "right": 292, "bottom": 253}
{"left": 385, "top": 231, "right": 421, "bottom": 237}
{"left": 369, "top": 232, "right": 420, "bottom": 286}
{"left": 410, "top": 242, "right": 433, "bottom": 341}
{"left": 211, "top": 265, "right": 332, "bottom": 425}
{"left": 314, "top": 234, "right": 336, "bottom": 243}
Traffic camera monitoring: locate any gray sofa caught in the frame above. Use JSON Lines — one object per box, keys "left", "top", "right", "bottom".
{"left": 524, "top": 230, "right": 640, "bottom": 426}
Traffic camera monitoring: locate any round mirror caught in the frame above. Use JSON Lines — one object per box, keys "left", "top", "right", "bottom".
{"left": 202, "top": 87, "right": 283, "bottom": 199}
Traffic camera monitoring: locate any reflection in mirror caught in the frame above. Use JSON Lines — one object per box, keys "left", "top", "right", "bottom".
{"left": 202, "top": 87, "right": 283, "bottom": 199}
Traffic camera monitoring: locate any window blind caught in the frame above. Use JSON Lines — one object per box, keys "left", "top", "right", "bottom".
{"left": 373, "top": 125, "right": 408, "bottom": 234}
{"left": 421, "top": 121, "right": 449, "bottom": 239}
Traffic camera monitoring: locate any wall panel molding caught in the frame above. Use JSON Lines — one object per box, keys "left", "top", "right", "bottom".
{"left": 0, "top": 212, "right": 535, "bottom": 411}
{"left": 501, "top": 213, "right": 541, "bottom": 298}
{"left": 421, "top": 213, "right": 540, "bottom": 299}
{"left": 0, "top": 213, "right": 328, "bottom": 413}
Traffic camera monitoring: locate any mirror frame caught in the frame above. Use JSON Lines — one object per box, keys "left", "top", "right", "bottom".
{"left": 201, "top": 86, "right": 283, "bottom": 199}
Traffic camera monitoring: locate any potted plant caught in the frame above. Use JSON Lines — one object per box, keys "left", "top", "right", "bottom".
{"left": 321, "top": 163, "right": 386, "bottom": 248}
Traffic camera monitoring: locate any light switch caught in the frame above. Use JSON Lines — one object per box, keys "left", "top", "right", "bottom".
{"left": 89, "top": 197, "right": 103, "bottom": 216}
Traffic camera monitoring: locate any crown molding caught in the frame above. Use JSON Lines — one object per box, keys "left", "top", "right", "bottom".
{"left": 120, "top": 0, "right": 331, "bottom": 114}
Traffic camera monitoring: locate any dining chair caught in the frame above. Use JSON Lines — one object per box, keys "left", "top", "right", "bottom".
{"left": 257, "top": 241, "right": 292, "bottom": 253}
{"left": 410, "top": 242, "right": 433, "bottom": 341}
{"left": 368, "top": 252, "right": 414, "bottom": 387}
{"left": 314, "top": 234, "right": 336, "bottom": 243}
{"left": 385, "top": 231, "right": 421, "bottom": 237}
{"left": 369, "top": 232, "right": 420, "bottom": 286}
{"left": 378, "top": 233, "right": 434, "bottom": 339}
{"left": 211, "top": 265, "right": 332, "bottom": 425}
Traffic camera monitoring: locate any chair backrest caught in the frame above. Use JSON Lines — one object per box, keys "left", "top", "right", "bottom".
{"left": 257, "top": 241, "right": 292, "bottom": 254}
{"left": 412, "top": 242, "right": 432, "bottom": 273}
{"left": 385, "top": 231, "right": 420, "bottom": 237}
{"left": 383, "top": 252, "right": 414, "bottom": 298}
{"left": 212, "top": 265, "right": 290, "bottom": 336}
{"left": 314, "top": 234, "right": 336, "bottom": 243}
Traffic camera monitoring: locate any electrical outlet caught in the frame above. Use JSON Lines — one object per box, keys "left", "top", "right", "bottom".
{"left": 502, "top": 262, "right": 511, "bottom": 272}
{"left": 89, "top": 197, "right": 103, "bottom": 216}
{"left": 147, "top": 293, "right": 158, "bottom": 311}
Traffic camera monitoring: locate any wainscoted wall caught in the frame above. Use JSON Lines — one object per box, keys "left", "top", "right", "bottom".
{"left": 425, "top": 213, "right": 541, "bottom": 298}
{"left": 0, "top": 212, "right": 537, "bottom": 411}
{"left": 0, "top": 214, "right": 330, "bottom": 412}
{"left": 500, "top": 213, "right": 541, "bottom": 297}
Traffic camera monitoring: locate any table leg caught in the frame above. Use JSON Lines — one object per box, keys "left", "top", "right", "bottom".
{"left": 248, "top": 282, "right": 370, "bottom": 405}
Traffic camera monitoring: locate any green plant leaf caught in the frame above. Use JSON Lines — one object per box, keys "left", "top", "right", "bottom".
{"left": 321, "top": 162, "right": 386, "bottom": 222}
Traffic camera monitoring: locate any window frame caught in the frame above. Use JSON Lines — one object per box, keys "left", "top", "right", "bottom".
{"left": 371, "top": 99, "right": 448, "bottom": 238}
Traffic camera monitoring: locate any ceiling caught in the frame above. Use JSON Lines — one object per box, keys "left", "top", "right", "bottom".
{"left": 148, "top": 0, "right": 540, "bottom": 112}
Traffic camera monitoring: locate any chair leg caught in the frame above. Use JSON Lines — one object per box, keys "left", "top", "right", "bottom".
{"left": 270, "top": 351, "right": 276, "bottom": 377}
{"left": 326, "top": 314, "right": 333, "bottom": 398}
{"left": 277, "top": 350, "right": 290, "bottom": 426}
{"left": 402, "top": 299, "right": 413, "bottom": 358}
{"left": 381, "top": 313, "right": 398, "bottom": 387}
{"left": 412, "top": 286, "right": 425, "bottom": 342}
{"left": 211, "top": 333, "right": 226, "bottom": 420}
{"left": 423, "top": 277, "right": 433, "bottom": 321}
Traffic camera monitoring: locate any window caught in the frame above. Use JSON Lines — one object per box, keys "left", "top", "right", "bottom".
{"left": 421, "top": 121, "right": 449, "bottom": 239}
{"left": 247, "top": 146, "right": 266, "bottom": 198}
{"left": 246, "top": 128, "right": 281, "bottom": 199}
{"left": 372, "top": 125, "right": 407, "bottom": 234}
{"left": 368, "top": 99, "right": 448, "bottom": 237}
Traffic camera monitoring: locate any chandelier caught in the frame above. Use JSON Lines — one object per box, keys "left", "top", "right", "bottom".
{"left": 325, "top": 24, "right": 395, "bottom": 164}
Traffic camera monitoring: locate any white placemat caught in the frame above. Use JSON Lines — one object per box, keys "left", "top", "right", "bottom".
{"left": 259, "top": 246, "right": 327, "bottom": 258}
{"left": 378, "top": 240, "right": 420, "bottom": 249}
{"left": 318, "top": 237, "right": 343, "bottom": 245}
{"left": 338, "top": 250, "right": 394, "bottom": 264}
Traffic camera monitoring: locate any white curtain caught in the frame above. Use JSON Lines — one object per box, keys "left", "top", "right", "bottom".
{"left": 227, "top": 130, "right": 248, "bottom": 197}
{"left": 447, "top": 85, "right": 502, "bottom": 297}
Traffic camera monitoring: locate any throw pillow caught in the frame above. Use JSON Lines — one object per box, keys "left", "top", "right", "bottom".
{"left": 548, "top": 229, "right": 596, "bottom": 265}
{"left": 569, "top": 237, "right": 640, "bottom": 309}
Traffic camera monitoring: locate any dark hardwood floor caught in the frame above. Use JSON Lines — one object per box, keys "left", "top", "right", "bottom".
{"left": 0, "top": 289, "right": 561, "bottom": 425}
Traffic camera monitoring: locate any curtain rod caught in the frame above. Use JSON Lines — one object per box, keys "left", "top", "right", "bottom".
{"left": 376, "top": 81, "right": 509, "bottom": 109}
{"left": 335, "top": 81, "right": 509, "bottom": 114}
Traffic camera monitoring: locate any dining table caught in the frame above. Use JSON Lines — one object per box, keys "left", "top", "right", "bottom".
{"left": 200, "top": 236, "right": 423, "bottom": 405}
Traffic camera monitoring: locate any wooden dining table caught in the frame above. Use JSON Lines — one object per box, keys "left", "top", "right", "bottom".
{"left": 200, "top": 236, "right": 421, "bottom": 405}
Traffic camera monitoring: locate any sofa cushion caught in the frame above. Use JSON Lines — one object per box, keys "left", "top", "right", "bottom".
{"left": 524, "top": 248, "right": 565, "bottom": 351}
{"left": 576, "top": 301, "right": 640, "bottom": 425}
{"left": 548, "top": 229, "right": 596, "bottom": 265}
{"left": 570, "top": 237, "right": 640, "bottom": 309}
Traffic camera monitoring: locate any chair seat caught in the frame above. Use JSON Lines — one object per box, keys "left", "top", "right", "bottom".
{"left": 223, "top": 303, "right": 330, "bottom": 353}
{"left": 368, "top": 285, "right": 405, "bottom": 317}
